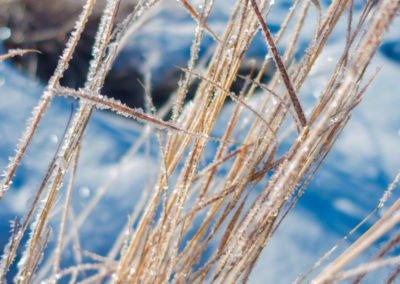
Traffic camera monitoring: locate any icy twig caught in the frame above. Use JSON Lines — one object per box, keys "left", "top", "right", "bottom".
{"left": 54, "top": 86, "right": 243, "bottom": 145}
{"left": 0, "top": 49, "right": 41, "bottom": 61}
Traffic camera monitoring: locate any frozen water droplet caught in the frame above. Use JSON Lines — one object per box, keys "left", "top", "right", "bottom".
{"left": 80, "top": 186, "right": 90, "bottom": 198}
{"left": 0, "top": 27, "right": 11, "bottom": 40}
{"left": 313, "top": 91, "right": 321, "bottom": 98}
{"left": 50, "top": 134, "right": 58, "bottom": 144}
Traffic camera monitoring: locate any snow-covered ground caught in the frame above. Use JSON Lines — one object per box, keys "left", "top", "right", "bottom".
{"left": 1, "top": 1, "right": 400, "bottom": 282}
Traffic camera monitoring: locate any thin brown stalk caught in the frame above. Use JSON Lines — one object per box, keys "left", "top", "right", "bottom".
{"left": 52, "top": 145, "right": 81, "bottom": 278}
{"left": 0, "top": 49, "right": 41, "bottom": 61}
{"left": 54, "top": 86, "right": 243, "bottom": 145}
{"left": 178, "top": 0, "right": 220, "bottom": 42}
{"left": 250, "top": 0, "right": 307, "bottom": 127}
{"left": 386, "top": 264, "right": 400, "bottom": 284}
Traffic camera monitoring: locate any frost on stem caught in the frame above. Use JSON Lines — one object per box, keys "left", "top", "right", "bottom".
{"left": 379, "top": 170, "right": 400, "bottom": 208}
{"left": 0, "top": 218, "right": 18, "bottom": 281}
{"left": 0, "top": 98, "right": 50, "bottom": 199}
{"left": 0, "top": 0, "right": 95, "bottom": 200}
{"left": 85, "top": 0, "right": 122, "bottom": 87}
{"left": 250, "top": 0, "right": 307, "bottom": 127}
{"left": 0, "top": 49, "right": 41, "bottom": 62}
{"left": 171, "top": 0, "right": 213, "bottom": 122}
{"left": 48, "top": 0, "right": 96, "bottom": 88}
{"left": 54, "top": 86, "right": 241, "bottom": 145}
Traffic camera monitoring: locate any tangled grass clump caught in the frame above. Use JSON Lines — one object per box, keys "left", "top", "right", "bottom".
{"left": 1, "top": 0, "right": 400, "bottom": 283}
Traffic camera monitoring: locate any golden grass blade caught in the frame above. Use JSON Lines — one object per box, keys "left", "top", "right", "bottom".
{"left": 0, "top": 49, "right": 41, "bottom": 61}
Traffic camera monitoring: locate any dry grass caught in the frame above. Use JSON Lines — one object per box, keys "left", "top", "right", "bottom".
{"left": 1, "top": 0, "right": 400, "bottom": 283}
